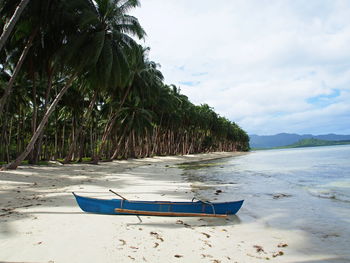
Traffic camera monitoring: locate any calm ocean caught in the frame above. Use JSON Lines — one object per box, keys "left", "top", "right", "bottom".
{"left": 181, "top": 145, "right": 350, "bottom": 259}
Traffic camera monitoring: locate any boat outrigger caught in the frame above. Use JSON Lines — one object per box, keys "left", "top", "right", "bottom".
{"left": 73, "top": 190, "right": 244, "bottom": 218}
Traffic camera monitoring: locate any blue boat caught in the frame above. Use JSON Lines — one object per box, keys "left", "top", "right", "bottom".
{"left": 73, "top": 191, "right": 244, "bottom": 217}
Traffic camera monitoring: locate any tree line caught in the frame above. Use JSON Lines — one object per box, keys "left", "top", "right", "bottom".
{"left": 0, "top": 0, "right": 249, "bottom": 170}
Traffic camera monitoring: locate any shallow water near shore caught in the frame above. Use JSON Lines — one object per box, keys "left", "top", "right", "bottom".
{"left": 181, "top": 145, "right": 350, "bottom": 260}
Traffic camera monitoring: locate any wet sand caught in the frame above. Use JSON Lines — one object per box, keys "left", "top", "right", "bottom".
{"left": 0, "top": 152, "right": 346, "bottom": 262}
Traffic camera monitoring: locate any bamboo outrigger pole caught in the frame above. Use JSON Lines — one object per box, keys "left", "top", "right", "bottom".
{"left": 109, "top": 189, "right": 143, "bottom": 223}
{"left": 109, "top": 189, "right": 127, "bottom": 200}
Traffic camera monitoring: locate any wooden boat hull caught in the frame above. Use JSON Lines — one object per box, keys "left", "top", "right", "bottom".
{"left": 73, "top": 193, "right": 244, "bottom": 217}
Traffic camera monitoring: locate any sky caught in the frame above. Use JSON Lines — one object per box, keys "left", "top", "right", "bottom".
{"left": 131, "top": 0, "right": 350, "bottom": 135}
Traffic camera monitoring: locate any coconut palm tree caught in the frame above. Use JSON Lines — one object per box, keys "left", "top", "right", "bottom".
{"left": 0, "top": 0, "right": 72, "bottom": 116}
{"left": 0, "top": 0, "right": 251, "bottom": 168}
{"left": 0, "top": 0, "right": 30, "bottom": 52}
{"left": 91, "top": 44, "right": 160, "bottom": 163}
{"left": 4, "top": 0, "right": 145, "bottom": 169}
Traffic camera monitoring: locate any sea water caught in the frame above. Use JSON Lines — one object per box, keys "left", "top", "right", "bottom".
{"left": 181, "top": 145, "right": 350, "bottom": 259}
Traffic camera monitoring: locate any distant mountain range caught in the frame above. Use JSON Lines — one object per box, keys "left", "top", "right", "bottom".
{"left": 249, "top": 133, "right": 350, "bottom": 149}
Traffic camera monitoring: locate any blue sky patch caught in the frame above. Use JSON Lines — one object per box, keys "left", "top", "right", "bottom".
{"left": 178, "top": 81, "right": 201, "bottom": 86}
{"left": 307, "top": 89, "right": 341, "bottom": 107}
{"left": 192, "top": 72, "right": 208, "bottom": 76}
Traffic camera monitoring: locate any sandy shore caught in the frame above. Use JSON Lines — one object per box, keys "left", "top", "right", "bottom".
{"left": 0, "top": 152, "right": 342, "bottom": 263}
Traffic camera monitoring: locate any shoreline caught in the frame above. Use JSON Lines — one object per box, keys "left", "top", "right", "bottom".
{"left": 0, "top": 151, "right": 345, "bottom": 262}
{"left": 1, "top": 152, "right": 247, "bottom": 263}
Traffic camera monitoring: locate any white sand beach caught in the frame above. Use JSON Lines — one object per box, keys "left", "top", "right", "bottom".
{"left": 0, "top": 152, "right": 345, "bottom": 263}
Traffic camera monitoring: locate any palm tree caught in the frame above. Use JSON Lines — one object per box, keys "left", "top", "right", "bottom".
{"left": 0, "top": 0, "right": 30, "bottom": 52}
{"left": 0, "top": 29, "right": 36, "bottom": 115}
{"left": 63, "top": 84, "right": 98, "bottom": 163}
{"left": 0, "top": 0, "right": 38, "bottom": 115}
{"left": 65, "top": 0, "right": 147, "bottom": 164}
{"left": 0, "top": 0, "right": 251, "bottom": 167}
{"left": 1, "top": 0, "right": 78, "bottom": 169}
{"left": 91, "top": 44, "right": 157, "bottom": 163}
{"left": 3, "top": 0, "right": 145, "bottom": 169}
{"left": 0, "top": 0, "right": 71, "bottom": 116}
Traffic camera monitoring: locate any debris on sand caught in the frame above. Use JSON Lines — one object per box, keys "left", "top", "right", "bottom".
{"left": 150, "top": 232, "right": 164, "bottom": 242}
{"left": 253, "top": 245, "right": 265, "bottom": 253}
{"left": 277, "top": 242, "right": 288, "bottom": 248}
{"left": 247, "top": 253, "right": 270, "bottom": 260}
{"left": 175, "top": 220, "right": 193, "bottom": 228}
{"left": 201, "top": 232, "right": 211, "bottom": 238}
{"left": 203, "top": 240, "right": 212, "bottom": 247}
{"left": 272, "top": 251, "right": 284, "bottom": 257}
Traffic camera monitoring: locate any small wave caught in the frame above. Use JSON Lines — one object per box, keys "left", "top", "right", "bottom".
{"left": 307, "top": 188, "right": 350, "bottom": 203}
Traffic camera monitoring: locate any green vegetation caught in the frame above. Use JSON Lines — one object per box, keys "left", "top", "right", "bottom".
{"left": 0, "top": 0, "right": 249, "bottom": 169}
{"left": 285, "top": 138, "right": 350, "bottom": 148}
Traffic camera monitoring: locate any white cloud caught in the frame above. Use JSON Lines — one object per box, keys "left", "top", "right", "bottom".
{"left": 132, "top": 0, "right": 350, "bottom": 135}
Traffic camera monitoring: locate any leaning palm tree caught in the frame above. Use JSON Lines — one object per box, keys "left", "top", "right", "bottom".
{"left": 0, "top": 0, "right": 38, "bottom": 115}
{"left": 0, "top": 0, "right": 30, "bottom": 52}
{"left": 0, "top": 0, "right": 72, "bottom": 116}
{"left": 4, "top": 0, "right": 145, "bottom": 169}
{"left": 65, "top": 0, "right": 146, "bottom": 164}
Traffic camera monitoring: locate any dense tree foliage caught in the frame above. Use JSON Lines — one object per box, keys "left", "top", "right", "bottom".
{"left": 0, "top": 0, "right": 249, "bottom": 169}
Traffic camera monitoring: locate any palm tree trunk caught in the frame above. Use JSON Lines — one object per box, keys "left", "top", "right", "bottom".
{"left": 3, "top": 74, "right": 76, "bottom": 170}
{"left": 64, "top": 91, "right": 97, "bottom": 163}
{"left": 91, "top": 112, "right": 115, "bottom": 163}
{"left": 92, "top": 85, "right": 132, "bottom": 164}
{"left": 0, "top": 0, "right": 30, "bottom": 52}
{"left": 0, "top": 29, "right": 36, "bottom": 115}
{"left": 16, "top": 107, "right": 21, "bottom": 155}
{"left": 109, "top": 123, "right": 130, "bottom": 160}
{"left": 33, "top": 69, "right": 54, "bottom": 162}
{"left": 54, "top": 127, "right": 58, "bottom": 159}
{"left": 76, "top": 132, "right": 86, "bottom": 162}
{"left": 110, "top": 139, "right": 121, "bottom": 160}
{"left": 61, "top": 123, "right": 66, "bottom": 159}
{"left": 0, "top": 107, "right": 9, "bottom": 162}
{"left": 28, "top": 75, "right": 38, "bottom": 163}
{"left": 151, "top": 126, "right": 158, "bottom": 156}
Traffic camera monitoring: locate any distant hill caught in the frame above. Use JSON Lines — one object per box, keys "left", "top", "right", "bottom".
{"left": 285, "top": 138, "right": 350, "bottom": 148}
{"left": 249, "top": 133, "right": 350, "bottom": 149}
